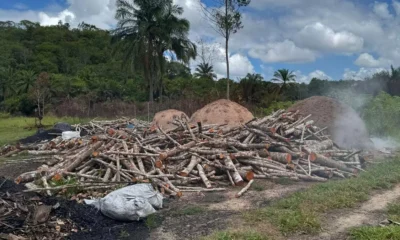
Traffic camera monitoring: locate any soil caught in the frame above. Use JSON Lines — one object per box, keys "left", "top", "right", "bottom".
{"left": 0, "top": 159, "right": 43, "bottom": 179}
{"left": 152, "top": 109, "right": 189, "bottom": 131}
{"left": 149, "top": 180, "right": 314, "bottom": 240}
{"left": 0, "top": 176, "right": 150, "bottom": 240}
{"left": 288, "top": 96, "right": 372, "bottom": 149}
{"left": 189, "top": 99, "right": 254, "bottom": 128}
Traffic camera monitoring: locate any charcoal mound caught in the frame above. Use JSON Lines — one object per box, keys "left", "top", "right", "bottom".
{"left": 0, "top": 177, "right": 150, "bottom": 240}
{"left": 152, "top": 109, "right": 189, "bottom": 131}
{"left": 190, "top": 99, "right": 254, "bottom": 127}
{"left": 288, "top": 96, "right": 372, "bottom": 149}
{"left": 18, "top": 128, "right": 63, "bottom": 144}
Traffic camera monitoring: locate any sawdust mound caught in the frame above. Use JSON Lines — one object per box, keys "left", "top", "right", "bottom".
{"left": 190, "top": 99, "right": 254, "bottom": 127}
{"left": 152, "top": 109, "right": 189, "bottom": 131}
{"left": 288, "top": 96, "right": 372, "bottom": 149}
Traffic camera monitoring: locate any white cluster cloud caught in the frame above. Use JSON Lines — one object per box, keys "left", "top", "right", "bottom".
{"left": 343, "top": 67, "right": 386, "bottom": 80}
{"left": 373, "top": 2, "right": 393, "bottom": 19}
{"left": 249, "top": 40, "right": 317, "bottom": 63}
{"left": 393, "top": 0, "right": 400, "bottom": 15}
{"left": 2, "top": 0, "right": 400, "bottom": 80}
{"left": 39, "top": 10, "right": 75, "bottom": 26}
{"left": 0, "top": 0, "right": 116, "bottom": 29}
{"left": 295, "top": 70, "right": 332, "bottom": 84}
{"left": 295, "top": 22, "right": 364, "bottom": 53}
{"left": 354, "top": 53, "right": 391, "bottom": 68}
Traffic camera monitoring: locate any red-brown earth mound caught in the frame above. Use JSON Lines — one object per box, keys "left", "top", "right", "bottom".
{"left": 190, "top": 99, "right": 254, "bottom": 127}
{"left": 288, "top": 96, "right": 372, "bottom": 149}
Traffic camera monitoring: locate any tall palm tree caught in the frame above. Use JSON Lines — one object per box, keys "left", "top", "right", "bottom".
{"left": 113, "top": 0, "right": 196, "bottom": 102}
{"left": 194, "top": 63, "right": 217, "bottom": 80}
{"left": 272, "top": 69, "right": 296, "bottom": 94}
{"left": 239, "top": 73, "right": 263, "bottom": 103}
{"left": 16, "top": 70, "right": 36, "bottom": 93}
{"left": 0, "top": 67, "right": 16, "bottom": 100}
{"left": 390, "top": 65, "right": 400, "bottom": 80}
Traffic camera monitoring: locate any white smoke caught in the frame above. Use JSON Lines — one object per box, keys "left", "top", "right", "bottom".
{"left": 370, "top": 137, "right": 400, "bottom": 150}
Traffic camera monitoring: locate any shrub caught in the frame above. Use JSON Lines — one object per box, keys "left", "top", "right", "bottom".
{"left": 253, "top": 101, "right": 294, "bottom": 117}
{"left": 362, "top": 92, "right": 400, "bottom": 137}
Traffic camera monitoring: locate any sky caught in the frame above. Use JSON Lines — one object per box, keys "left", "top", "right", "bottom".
{"left": 1, "top": 0, "right": 400, "bottom": 83}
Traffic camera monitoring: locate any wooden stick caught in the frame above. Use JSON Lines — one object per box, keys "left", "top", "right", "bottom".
{"left": 236, "top": 179, "right": 254, "bottom": 198}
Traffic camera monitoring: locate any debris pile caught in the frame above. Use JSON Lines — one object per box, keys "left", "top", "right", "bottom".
{"left": 1, "top": 110, "right": 364, "bottom": 197}
{"left": 0, "top": 177, "right": 149, "bottom": 239}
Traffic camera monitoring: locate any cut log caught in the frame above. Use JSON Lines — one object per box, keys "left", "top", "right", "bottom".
{"left": 197, "top": 164, "right": 212, "bottom": 188}
{"left": 268, "top": 152, "right": 292, "bottom": 164}
{"left": 180, "top": 155, "right": 201, "bottom": 177}
{"left": 310, "top": 152, "right": 356, "bottom": 173}
{"left": 224, "top": 156, "right": 244, "bottom": 186}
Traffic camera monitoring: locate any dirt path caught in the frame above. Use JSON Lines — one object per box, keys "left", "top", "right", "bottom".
{"left": 296, "top": 185, "right": 400, "bottom": 240}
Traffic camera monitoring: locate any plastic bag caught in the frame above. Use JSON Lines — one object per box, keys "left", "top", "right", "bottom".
{"left": 84, "top": 183, "right": 163, "bottom": 221}
{"left": 106, "top": 183, "right": 163, "bottom": 209}
{"left": 62, "top": 131, "right": 80, "bottom": 140}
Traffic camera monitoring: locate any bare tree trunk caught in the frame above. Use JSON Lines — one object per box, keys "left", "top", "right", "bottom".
{"left": 225, "top": 0, "right": 230, "bottom": 100}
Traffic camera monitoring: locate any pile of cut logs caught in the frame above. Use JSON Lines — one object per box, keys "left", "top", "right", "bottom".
{"left": 1, "top": 110, "right": 364, "bottom": 197}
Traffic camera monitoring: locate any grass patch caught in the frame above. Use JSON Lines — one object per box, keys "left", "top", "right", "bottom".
{"left": 388, "top": 203, "right": 400, "bottom": 222}
{"left": 350, "top": 226, "right": 400, "bottom": 240}
{"left": 172, "top": 205, "right": 206, "bottom": 216}
{"left": 145, "top": 214, "right": 163, "bottom": 229}
{"left": 252, "top": 182, "right": 265, "bottom": 191}
{"left": 205, "top": 230, "right": 269, "bottom": 240}
{"left": 349, "top": 197, "right": 400, "bottom": 239}
{"left": 0, "top": 115, "right": 89, "bottom": 146}
{"left": 244, "top": 159, "right": 400, "bottom": 235}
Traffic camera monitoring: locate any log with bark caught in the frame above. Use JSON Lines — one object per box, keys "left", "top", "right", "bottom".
{"left": 3, "top": 110, "right": 365, "bottom": 197}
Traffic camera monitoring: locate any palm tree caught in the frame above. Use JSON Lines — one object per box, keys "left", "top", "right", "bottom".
{"left": 390, "top": 65, "right": 400, "bottom": 80}
{"left": 16, "top": 70, "right": 36, "bottom": 93}
{"left": 239, "top": 73, "right": 263, "bottom": 103}
{"left": 194, "top": 63, "right": 217, "bottom": 80}
{"left": 272, "top": 69, "right": 296, "bottom": 94}
{"left": 0, "top": 67, "right": 16, "bottom": 100}
{"left": 113, "top": 0, "right": 196, "bottom": 102}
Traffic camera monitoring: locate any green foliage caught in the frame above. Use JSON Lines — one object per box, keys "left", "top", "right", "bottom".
{"left": 0, "top": 112, "right": 10, "bottom": 118}
{"left": 362, "top": 92, "right": 400, "bottom": 137}
{"left": 253, "top": 101, "right": 293, "bottom": 117}
{"left": 194, "top": 63, "right": 217, "bottom": 80}
{"left": 113, "top": 0, "right": 196, "bottom": 102}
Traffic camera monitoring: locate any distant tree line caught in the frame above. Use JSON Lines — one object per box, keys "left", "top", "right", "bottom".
{"left": 1, "top": 13, "right": 400, "bottom": 116}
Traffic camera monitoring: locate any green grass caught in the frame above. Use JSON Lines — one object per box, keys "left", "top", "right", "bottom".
{"left": 242, "top": 159, "right": 400, "bottom": 235}
{"left": 252, "top": 183, "right": 265, "bottom": 192}
{"left": 349, "top": 199, "right": 400, "bottom": 239}
{"left": 350, "top": 225, "right": 400, "bottom": 240}
{"left": 145, "top": 214, "right": 163, "bottom": 229}
{"left": 388, "top": 203, "right": 400, "bottom": 222}
{"left": 0, "top": 115, "right": 89, "bottom": 146}
{"left": 171, "top": 205, "right": 206, "bottom": 216}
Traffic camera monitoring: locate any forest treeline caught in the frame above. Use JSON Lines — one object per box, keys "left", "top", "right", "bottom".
{"left": 1, "top": 19, "right": 400, "bottom": 117}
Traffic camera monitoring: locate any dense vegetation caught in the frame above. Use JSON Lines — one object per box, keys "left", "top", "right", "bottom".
{"left": 2, "top": 0, "right": 400, "bottom": 138}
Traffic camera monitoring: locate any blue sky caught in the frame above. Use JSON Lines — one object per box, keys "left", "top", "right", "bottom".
{"left": 0, "top": 0, "right": 399, "bottom": 82}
